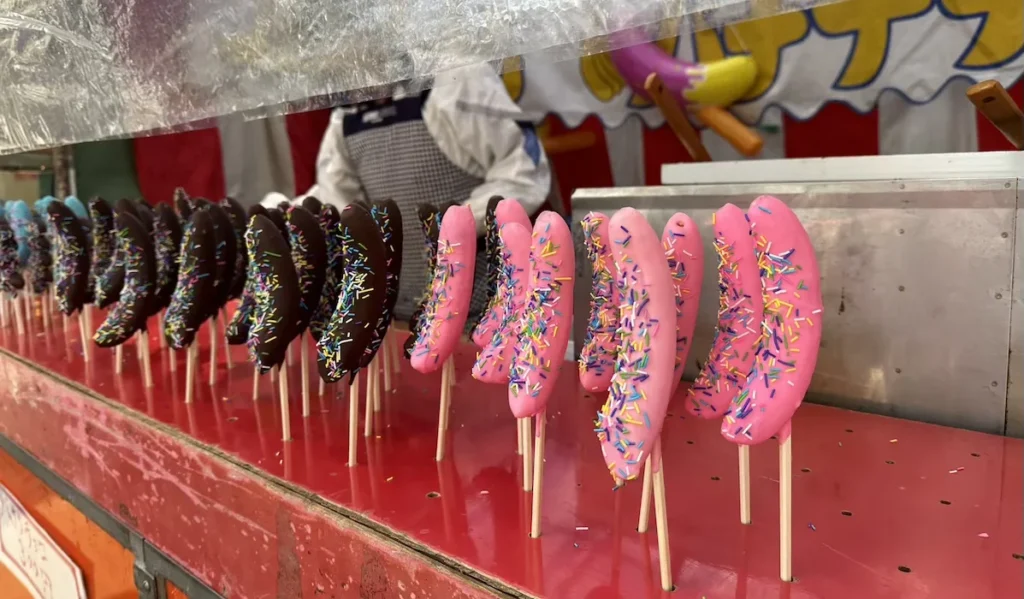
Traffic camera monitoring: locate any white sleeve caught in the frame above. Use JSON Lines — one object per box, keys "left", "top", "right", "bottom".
{"left": 260, "top": 109, "right": 366, "bottom": 209}
{"left": 424, "top": 65, "right": 551, "bottom": 235}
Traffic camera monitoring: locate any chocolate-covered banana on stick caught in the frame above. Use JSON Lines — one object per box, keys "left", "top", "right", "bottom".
{"left": 220, "top": 198, "right": 248, "bottom": 300}
{"left": 247, "top": 214, "right": 300, "bottom": 441}
{"left": 164, "top": 210, "right": 217, "bottom": 403}
{"left": 286, "top": 205, "right": 327, "bottom": 417}
{"left": 46, "top": 202, "right": 92, "bottom": 360}
{"left": 226, "top": 205, "right": 267, "bottom": 346}
{"left": 202, "top": 203, "right": 238, "bottom": 384}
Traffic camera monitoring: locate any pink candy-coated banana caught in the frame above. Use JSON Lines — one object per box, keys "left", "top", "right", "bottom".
{"left": 508, "top": 212, "right": 574, "bottom": 419}
{"left": 721, "top": 196, "right": 823, "bottom": 445}
{"left": 688, "top": 204, "right": 763, "bottom": 418}
{"left": 596, "top": 208, "right": 676, "bottom": 486}
{"left": 472, "top": 199, "right": 532, "bottom": 347}
{"left": 662, "top": 213, "right": 704, "bottom": 397}
{"left": 578, "top": 212, "right": 619, "bottom": 392}
{"left": 472, "top": 222, "right": 532, "bottom": 384}
{"left": 410, "top": 205, "right": 477, "bottom": 374}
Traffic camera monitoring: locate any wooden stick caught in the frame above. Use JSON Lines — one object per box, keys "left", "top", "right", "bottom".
{"left": 653, "top": 442, "right": 672, "bottom": 592}
{"left": 220, "top": 307, "right": 233, "bottom": 369}
{"left": 318, "top": 378, "right": 325, "bottom": 396}
{"left": 739, "top": 445, "right": 752, "bottom": 525}
{"left": 158, "top": 310, "right": 167, "bottom": 349}
{"left": 387, "top": 331, "right": 400, "bottom": 377}
{"left": 530, "top": 410, "right": 547, "bottom": 538}
{"left": 364, "top": 364, "right": 375, "bottom": 438}
{"left": 301, "top": 335, "right": 310, "bottom": 418}
{"left": 168, "top": 335, "right": 177, "bottom": 372}
{"left": 695, "top": 105, "right": 764, "bottom": 158}
{"left": 348, "top": 372, "right": 360, "bottom": 467}
{"left": 140, "top": 331, "right": 153, "bottom": 388}
{"left": 41, "top": 290, "right": 51, "bottom": 333}
{"left": 967, "top": 80, "right": 1024, "bottom": 149}
{"left": 208, "top": 316, "right": 218, "bottom": 386}
{"left": 435, "top": 361, "right": 452, "bottom": 461}
{"left": 114, "top": 344, "right": 123, "bottom": 374}
{"left": 522, "top": 417, "right": 533, "bottom": 492}
{"left": 383, "top": 339, "right": 393, "bottom": 393}
{"left": 638, "top": 456, "right": 653, "bottom": 533}
{"left": 252, "top": 366, "right": 260, "bottom": 401}
{"left": 517, "top": 415, "right": 523, "bottom": 455}
{"left": 279, "top": 363, "right": 292, "bottom": 442}
{"left": 780, "top": 427, "right": 793, "bottom": 582}
{"left": 136, "top": 331, "right": 144, "bottom": 363}
{"left": 184, "top": 346, "right": 197, "bottom": 404}
{"left": 287, "top": 343, "right": 294, "bottom": 367}
{"left": 0, "top": 295, "right": 8, "bottom": 329}
{"left": 373, "top": 356, "right": 382, "bottom": 412}
{"left": 13, "top": 294, "right": 26, "bottom": 337}
{"left": 77, "top": 309, "right": 90, "bottom": 362}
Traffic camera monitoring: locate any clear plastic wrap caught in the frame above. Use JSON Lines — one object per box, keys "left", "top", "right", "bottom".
{"left": 0, "top": 0, "right": 837, "bottom": 154}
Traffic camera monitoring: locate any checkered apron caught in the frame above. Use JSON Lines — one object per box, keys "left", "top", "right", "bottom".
{"left": 343, "top": 95, "right": 489, "bottom": 331}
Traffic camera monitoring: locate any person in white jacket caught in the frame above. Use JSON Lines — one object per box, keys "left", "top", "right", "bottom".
{"left": 264, "top": 64, "right": 552, "bottom": 326}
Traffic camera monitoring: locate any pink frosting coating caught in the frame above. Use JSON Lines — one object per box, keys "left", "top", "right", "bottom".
{"left": 662, "top": 213, "right": 704, "bottom": 397}
{"left": 688, "top": 203, "right": 763, "bottom": 419}
{"left": 410, "top": 205, "right": 477, "bottom": 374}
{"left": 471, "top": 199, "right": 532, "bottom": 347}
{"left": 595, "top": 208, "right": 676, "bottom": 486}
{"left": 508, "top": 212, "right": 575, "bottom": 418}
{"left": 721, "top": 196, "right": 823, "bottom": 445}
{"left": 578, "top": 212, "right": 620, "bottom": 393}
{"left": 472, "top": 221, "right": 532, "bottom": 384}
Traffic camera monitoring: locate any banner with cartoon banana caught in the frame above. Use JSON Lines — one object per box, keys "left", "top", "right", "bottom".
{"left": 503, "top": 0, "right": 1023, "bottom": 129}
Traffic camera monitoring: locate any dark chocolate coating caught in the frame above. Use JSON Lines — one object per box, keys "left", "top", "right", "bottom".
{"left": 301, "top": 196, "right": 323, "bottom": 216}
{"left": 46, "top": 202, "right": 91, "bottom": 315}
{"left": 87, "top": 197, "right": 116, "bottom": 296}
{"left": 316, "top": 203, "right": 387, "bottom": 383}
{"left": 277, "top": 200, "right": 292, "bottom": 212}
{"left": 114, "top": 198, "right": 141, "bottom": 221}
{"left": 153, "top": 204, "right": 182, "bottom": 309}
{"left": 405, "top": 201, "right": 459, "bottom": 358}
{"left": 265, "top": 208, "right": 291, "bottom": 249}
{"left": 163, "top": 211, "right": 217, "bottom": 349}
{"left": 473, "top": 195, "right": 504, "bottom": 330}
{"left": 220, "top": 197, "right": 248, "bottom": 299}
{"left": 359, "top": 200, "right": 403, "bottom": 368}
{"left": 27, "top": 219, "right": 51, "bottom": 293}
{"left": 0, "top": 217, "right": 24, "bottom": 293}
{"left": 246, "top": 214, "right": 299, "bottom": 372}
{"left": 286, "top": 205, "right": 327, "bottom": 335}
{"left": 308, "top": 204, "right": 343, "bottom": 342}
{"left": 173, "top": 187, "right": 192, "bottom": 221}
{"left": 202, "top": 203, "right": 237, "bottom": 314}
{"left": 134, "top": 200, "right": 156, "bottom": 232}
{"left": 93, "top": 213, "right": 156, "bottom": 347}
{"left": 225, "top": 206, "right": 268, "bottom": 344}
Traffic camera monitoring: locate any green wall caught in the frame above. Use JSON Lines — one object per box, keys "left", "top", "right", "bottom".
{"left": 72, "top": 139, "right": 141, "bottom": 201}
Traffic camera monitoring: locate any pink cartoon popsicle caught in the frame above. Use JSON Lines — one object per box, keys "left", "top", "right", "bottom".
{"left": 722, "top": 195, "right": 823, "bottom": 583}
{"left": 472, "top": 199, "right": 532, "bottom": 347}
{"left": 689, "top": 204, "right": 762, "bottom": 418}
{"left": 662, "top": 213, "right": 704, "bottom": 397}
{"left": 578, "top": 212, "right": 620, "bottom": 393}
{"left": 508, "top": 211, "right": 574, "bottom": 539}
{"left": 472, "top": 221, "right": 532, "bottom": 384}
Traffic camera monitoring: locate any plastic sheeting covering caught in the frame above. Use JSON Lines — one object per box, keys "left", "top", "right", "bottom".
{"left": 0, "top": 0, "right": 838, "bottom": 154}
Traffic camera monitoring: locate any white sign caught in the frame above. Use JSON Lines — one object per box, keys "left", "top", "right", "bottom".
{"left": 0, "top": 484, "right": 86, "bottom": 599}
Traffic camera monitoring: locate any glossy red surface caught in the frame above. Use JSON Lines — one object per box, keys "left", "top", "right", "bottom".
{"left": 2, "top": 310, "right": 1022, "bottom": 598}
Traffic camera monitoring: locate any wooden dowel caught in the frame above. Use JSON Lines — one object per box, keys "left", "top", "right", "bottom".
{"left": 383, "top": 338, "right": 393, "bottom": 393}
{"left": 301, "top": 335, "right": 310, "bottom": 418}
{"left": 279, "top": 363, "right": 292, "bottom": 442}
{"left": 523, "top": 417, "right": 533, "bottom": 492}
{"left": 140, "top": 331, "right": 153, "bottom": 388}
{"left": 221, "top": 307, "right": 233, "bottom": 369}
{"left": 373, "top": 356, "right": 382, "bottom": 413}
{"left": 14, "top": 294, "right": 26, "bottom": 337}
{"left": 517, "top": 415, "right": 523, "bottom": 455}
{"left": 318, "top": 378, "right": 325, "bottom": 396}
{"left": 435, "top": 362, "right": 451, "bottom": 461}
{"left": 135, "top": 330, "right": 144, "bottom": 363}
{"left": 695, "top": 105, "right": 764, "bottom": 157}
{"left": 739, "top": 445, "right": 752, "bottom": 525}
{"left": 530, "top": 410, "right": 547, "bottom": 538}
{"left": 208, "top": 316, "right": 218, "bottom": 386}
{"left": 77, "top": 309, "right": 90, "bottom": 362}
{"left": 348, "top": 372, "right": 360, "bottom": 467}
{"left": 780, "top": 429, "right": 793, "bottom": 582}
{"left": 638, "top": 456, "right": 653, "bottom": 533}
{"left": 184, "top": 346, "right": 197, "bottom": 404}
{"left": 252, "top": 366, "right": 260, "bottom": 401}
{"left": 115, "top": 344, "right": 123, "bottom": 374}
{"left": 364, "top": 364, "right": 374, "bottom": 438}
{"left": 158, "top": 310, "right": 167, "bottom": 349}
{"left": 644, "top": 73, "right": 712, "bottom": 162}
{"left": 653, "top": 442, "right": 672, "bottom": 592}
